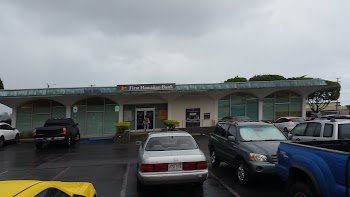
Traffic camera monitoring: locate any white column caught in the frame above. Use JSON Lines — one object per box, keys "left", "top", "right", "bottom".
{"left": 167, "top": 102, "right": 172, "bottom": 120}
{"left": 213, "top": 99, "right": 219, "bottom": 125}
{"left": 258, "top": 98, "right": 263, "bottom": 121}
{"left": 118, "top": 104, "right": 123, "bottom": 122}
{"left": 11, "top": 108, "right": 17, "bottom": 128}
{"left": 302, "top": 95, "right": 307, "bottom": 119}
{"left": 66, "top": 105, "right": 72, "bottom": 118}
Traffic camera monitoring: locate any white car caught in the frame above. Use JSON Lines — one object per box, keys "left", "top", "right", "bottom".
{"left": 0, "top": 122, "right": 20, "bottom": 147}
{"left": 273, "top": 117, "right": 305, "bottom": 135}
{"left": 136, "top": 131, "right": 208, "bottom": 189}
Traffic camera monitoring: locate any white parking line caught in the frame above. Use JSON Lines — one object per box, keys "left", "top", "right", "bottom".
{"left": 51, "top": 167, "right": 70, "bottom": 181}
{"left": 209, "top": 171, "right": 242, "bottom": 197}
{"left": 0, "top": 170, "right": 8, "bottom": 176}
{"left": 120, "top": 163, "right": 130, "bottom": 197}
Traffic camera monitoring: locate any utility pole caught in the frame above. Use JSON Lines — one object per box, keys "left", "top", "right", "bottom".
{"left": 89, "top": 84, "right": 95, "bottom": 94}
{"left": 46, "top": 83, "right": 56, "bottom": 88}
{"left": 336, "top": 77, "right": 341, "bottom": 114}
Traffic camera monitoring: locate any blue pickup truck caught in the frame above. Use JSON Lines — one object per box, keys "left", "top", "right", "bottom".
{"left": 277, "top": 140, "right": 350, "bottom": 197}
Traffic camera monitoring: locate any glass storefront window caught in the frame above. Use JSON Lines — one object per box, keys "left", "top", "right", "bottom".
{"left": 218, "top": 100, "right": 230, "bottom": 119}
{"left": 231, "top": 95, "right": 245, "bottom": 105}
{"left": 219, "top": 93, "right": 258, "bottom": 121}
{"left": 275, "top": 91, "right": 290, "bottom": 103}
{"left": 263, "top": 91, "right": 302, "bottom": 121}
{"left": 231, "top": 105, "right": 245, "bottom": 116}
{"left": 246, "top": 99, "right": 258, "bottom": 121}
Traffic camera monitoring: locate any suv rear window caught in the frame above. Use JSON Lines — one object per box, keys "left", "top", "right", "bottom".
{"left": 338, "top": 124, "right": 350, "bottom": 139}
{"left": 44, "top": 120, "right": 70, "bottom": 127}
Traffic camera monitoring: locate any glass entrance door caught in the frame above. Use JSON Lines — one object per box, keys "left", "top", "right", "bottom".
{"left": 145, "top": 111, "right": 154, "bottom": 130}
{"left": 136, "top": 108, "right": 155, "bottom": 130}
{"left": 136, "top": 111, "right": 145, "bottom": 130}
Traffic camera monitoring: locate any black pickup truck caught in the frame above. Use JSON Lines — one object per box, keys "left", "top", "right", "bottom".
{"left": 34, "top": 118, "right": 80, "bottom": 149}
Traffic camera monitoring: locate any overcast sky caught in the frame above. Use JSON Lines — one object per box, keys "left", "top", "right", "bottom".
{"left": 1, "top": 0, "right": 350, "bottom": 113}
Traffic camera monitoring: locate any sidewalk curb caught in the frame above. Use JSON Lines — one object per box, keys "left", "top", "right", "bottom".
{"left": 19, "top": 132, "right": 208, "bottom": 143}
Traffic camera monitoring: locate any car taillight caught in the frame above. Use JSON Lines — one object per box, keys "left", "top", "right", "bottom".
{"left": 62, "top": 128, "right": 67, "bottom": 135}
{"left": 183, "top": 162, "right": 197, "bottom": 170}
{"left": 154, "top": 163, "right": 168, "bottom": 172}
{"left": 183, "top": 161, "right": 207, "bottom": 170}
{"left": 288, "top": 119, "right": 292, "bottom": 122}
{"left": 33, "top": 129, "right": 36, "bottom": 137}
{"left": 140, "top": 164, "right": 154, "bottom": 172}
{"left": 196, "top": 161, "right": 207, "bottom": 169}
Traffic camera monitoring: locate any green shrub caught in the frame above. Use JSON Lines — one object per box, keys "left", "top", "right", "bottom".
{"left": 117, "top": 122, "right": 131, "bottom": 134}
{"left": 164, "top": 120, "right": 179, "bottom": 131}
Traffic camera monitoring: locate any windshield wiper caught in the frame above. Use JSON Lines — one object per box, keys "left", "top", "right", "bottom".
{"left": 261, "top": 139, "right": 284, "bottom": 141}
{"left": 146, "top": 149, "right": 166, "bottom": 151}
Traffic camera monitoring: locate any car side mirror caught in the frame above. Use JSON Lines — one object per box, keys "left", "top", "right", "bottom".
{"left": 228, "top": 136, "right": 236, "bottom": 142}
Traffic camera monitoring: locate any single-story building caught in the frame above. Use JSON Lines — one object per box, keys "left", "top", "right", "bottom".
{"left": 0, "top": 79, "right": 330, "bottom": 136}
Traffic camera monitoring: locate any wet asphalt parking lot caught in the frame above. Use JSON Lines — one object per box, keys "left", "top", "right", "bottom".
{"left": 0, "top": 135, "right": 285, "bottom": 197}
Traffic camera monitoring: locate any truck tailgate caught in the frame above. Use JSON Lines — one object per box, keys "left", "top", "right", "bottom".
{"left": 36, "top": 126, "right": 65, "bottom": 137}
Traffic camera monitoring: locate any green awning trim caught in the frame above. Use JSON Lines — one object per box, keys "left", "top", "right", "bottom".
{"left": 0, "top": 79, "right": 327, "bottom": 98}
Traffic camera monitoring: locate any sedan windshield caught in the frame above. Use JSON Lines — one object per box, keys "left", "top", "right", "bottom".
{"left": 292, "top": 118, "right": 305, "bottom": 122}
{"left": 145, "top": 136, "right": 198, "bottom": 151}
{"left": 240, "top": 125, "right": 287, "bottom": 141}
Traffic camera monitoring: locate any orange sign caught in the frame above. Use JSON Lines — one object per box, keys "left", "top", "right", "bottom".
{"left": 159, "top": 109, "right": 168, "bottom": 120}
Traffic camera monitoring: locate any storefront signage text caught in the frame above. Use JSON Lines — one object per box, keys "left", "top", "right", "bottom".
{"left": 117, "top": 83, "right": 176, "bottom": 91}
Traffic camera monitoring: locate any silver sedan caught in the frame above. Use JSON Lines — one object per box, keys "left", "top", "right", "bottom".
{"left": 136, "top": 131, "right": 208, "bottom": 188}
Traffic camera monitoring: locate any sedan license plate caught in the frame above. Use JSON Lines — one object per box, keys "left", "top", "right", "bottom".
{"left": 168, "top": 163, "right": 182, "bottom": 171}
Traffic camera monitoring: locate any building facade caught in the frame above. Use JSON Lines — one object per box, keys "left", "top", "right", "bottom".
{"left": 0, "top": 79, "right": 329, "bottom": 136}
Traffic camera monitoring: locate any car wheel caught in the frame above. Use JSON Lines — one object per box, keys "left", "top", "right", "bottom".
{"left": 210, "top": 149, "right": 221, "bottom": 168}
{"left": 236, "top": 160, "right": 251, "bottom": 185}
{"left": 0, "top": 136, "right": 4, "bottom": 148}
{"left": 288, "top": 182, "right": 316, "bottom": 197}
{"left": 15, "top": 134, "right": 20, "bottom": 144}
{"left": 36, "top": 142, "right": 43, "bottom": 149}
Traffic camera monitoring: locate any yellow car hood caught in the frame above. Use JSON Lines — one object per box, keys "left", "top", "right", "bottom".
{"left": 0, "top": 180, "right": 96, "bottom": 197}
{"left": 51, "top": 181, "right": 85, "bottom": 193}
{"left": 0, "top": 180, "right": 42, "bottom": 197}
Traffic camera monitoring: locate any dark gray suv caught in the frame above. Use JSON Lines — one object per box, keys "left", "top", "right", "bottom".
{"left": 208, "top": 122, "right": 287, "bottom": 185}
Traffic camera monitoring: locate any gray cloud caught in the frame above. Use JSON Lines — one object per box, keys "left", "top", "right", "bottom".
{"left": 3, "top": 0, "right": 269, "bottom": 36}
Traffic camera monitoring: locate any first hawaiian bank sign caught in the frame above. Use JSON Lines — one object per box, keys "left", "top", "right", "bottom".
{"left": 117, "top": 83, "right": 176, "bottom": 91}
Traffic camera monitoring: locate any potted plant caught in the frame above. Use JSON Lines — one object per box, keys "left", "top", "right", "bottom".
{"left": 113, "top": 122, "right": 131, "bottom": 143}
{"left": 163, "top": 120, "right": 179, "bottom": 131}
